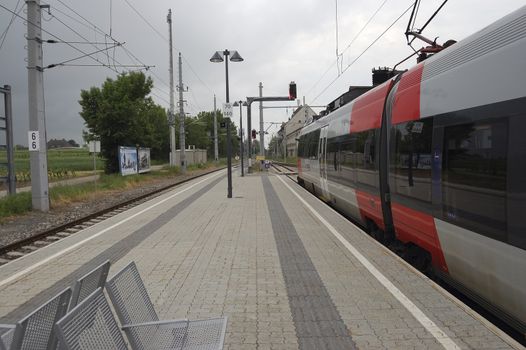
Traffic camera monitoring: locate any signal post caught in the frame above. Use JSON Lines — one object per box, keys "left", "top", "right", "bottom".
{"left": 245, "top": 82, "right": 296, "bottom": 170}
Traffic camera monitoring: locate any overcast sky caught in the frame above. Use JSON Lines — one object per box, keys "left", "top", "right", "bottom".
{"left": 0, "top": 0, "right": 523, "bottom": 147}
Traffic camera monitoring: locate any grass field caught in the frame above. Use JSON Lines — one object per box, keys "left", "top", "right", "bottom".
{"left": 0, "top": 148, "right": 105, "bottom": 181}
{"left": 0, "top": 161, "right": 223, "bottom": 221}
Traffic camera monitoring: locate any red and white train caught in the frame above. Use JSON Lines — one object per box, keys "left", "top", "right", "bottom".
{"left": 297, "top": 6, "right": 526, "bottom": 333}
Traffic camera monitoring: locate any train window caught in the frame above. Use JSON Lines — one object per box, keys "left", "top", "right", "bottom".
{"left": 307, "top": 129, "right": 320, "bottom": 159}
{"left": 508, "top": 115, "right": 526, "bottom": 249}
{"left": 442, "top": 119, "right": 507, "bottom": 241}
{"left": 355, "top": 130, "right": 376, "bottom": 170}
{"left": 354, "top": 130, "right": 378, "bottom": 190}
{"left": 390, "top": 118, "right": 433, "bottom": 205}
{"left": 326, "top": 138, "right": 339, "bottom": 172}
{"left": 297, "top": 135, "right": 306, "bottom": 157}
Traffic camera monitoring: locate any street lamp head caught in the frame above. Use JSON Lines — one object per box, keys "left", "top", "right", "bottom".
{"left": 210, "top": 51, "right": 224, "bottom": 63}
{"left": 230, "top": 51, "right": 244, "bottom": 62}
{"left": 242, "top": 101, "right": 248, "bottom": 106}
{"left": 233, "top": 101, "right": 240, "bottom": 107}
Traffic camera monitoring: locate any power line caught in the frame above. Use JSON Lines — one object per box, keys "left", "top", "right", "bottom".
{"left": 0, "top": 3, "right": 122, "bottom": 74}
{"left": 312, "top": 2, "right": 414, "bottom": 104}
{"left": 122, "top": 0, "right": 168, "bottom": 43}
{"left": 47, "top": 4, "right": 156, "bottom": 74}
{"left": 182, "top": 54, "right": 217, "bottom": 101}
{"left": 55, "top": 0, "right": 114, "bottom": 40}
{"left": 339, "top": 0, "right": 390, "bottom": 58}
{"left": 115, "top": 3, "right": 212, "bottom": 107}
{"left": 52, "top": 0, "right": 119, "bottom": 66}
{"left": 305, "top": 0, "right": 390, "bottom": 98}
{"left": 55, "top": 63, "right": 150, "bottom": 68}
{"left": 47, "top": 42, "right": 122, "bottom": 68}
{"left": 0, "top": 0, "right": 23, "bottom": 52}
{"left": 47, "top": 9, "right": 126, "bottom": 72}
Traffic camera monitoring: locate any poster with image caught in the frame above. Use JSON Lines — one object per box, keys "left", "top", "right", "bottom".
{"left": 138, "top": 148, "right": 151, "bottom": 173}
{"left": 119, "top": 146, "right": 138, "bottom": 176}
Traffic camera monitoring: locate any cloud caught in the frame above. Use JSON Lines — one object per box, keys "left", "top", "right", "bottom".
{"left": 0, "top": 0, "right": 523, "bottom": 146}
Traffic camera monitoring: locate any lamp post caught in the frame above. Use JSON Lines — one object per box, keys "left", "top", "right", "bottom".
{"left": 210, "top": 49, "right": 243, "bottom": 198}
{"left": 233, "top": 101, "right": 247, "bottom": 177}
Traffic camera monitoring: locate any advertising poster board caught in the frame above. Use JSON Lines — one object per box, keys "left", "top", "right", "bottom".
{"left": 138, "top": 148, "right": 151, "bottom": 173}
{"left": 119, "top": 146, "right": 138, "bottom": 176}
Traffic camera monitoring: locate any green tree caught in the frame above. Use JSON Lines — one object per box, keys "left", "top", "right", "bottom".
{"left": 176, "top": 110, "right": 238, "bottom": 159}
{"left": 79, "top": 72, "right": 169, "bottom": 173}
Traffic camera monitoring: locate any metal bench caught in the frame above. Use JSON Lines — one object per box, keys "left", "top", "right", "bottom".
{"left": 105, "top": 261, "right": 228, "bottom": 350}
{"left": 7, "top": 288, "right": 71, "bottom": 350}
{"left": 69, "top": 260, "right": 111, "bottom": 311}
{"left": 0, "top": 325, "right": 15, "bottom": 350}
{"left": 54, "top": 288, "right": 128, "bottom": 350}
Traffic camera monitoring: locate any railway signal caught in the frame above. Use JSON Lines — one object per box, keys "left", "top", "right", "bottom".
{"left": 252, "top": 129, "right": 257, "bottom": 139}
{"left": 289, "top": 81, "right": 297, "bottom": 100}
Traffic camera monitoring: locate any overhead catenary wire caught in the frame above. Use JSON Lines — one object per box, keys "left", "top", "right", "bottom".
{"left": 312, "top": 2, "right": 414, "bottom": 104}
{"left": 46, "top": 3, "right": 155, "bottom": 74}
{"left": 0, "top": 0, "right": 23, "bottom": 52}
{"left": 46, "top": 42, "right": 122, "bottom": 69}
{"left": 0, "top": 3, "right": 122, "bottom": 74}
{"left": 51, "top": 0, "right": 115, "bottom": 63}
{"left": 122, "top": 0, "right": 169, "bottom": 43}
{"left": 51, "top": 5, "right": 172, "bottom": 102}
{"left": 117, "top": 2, "right": 217, "bottom": 110}
{"left": 304, "top": 0, "right": 390, "bottom": 98}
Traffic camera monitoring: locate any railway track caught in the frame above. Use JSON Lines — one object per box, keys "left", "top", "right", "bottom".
{"left": 270, "top": 161, "right": 297, "bottom": 177}
{"left": 0, "top": 167, "right": 224, "bottom": 265}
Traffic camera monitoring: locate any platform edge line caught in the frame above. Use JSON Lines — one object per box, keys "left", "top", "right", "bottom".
{"left": 0, "top": 172, "right": 222, "bottom": 288}
{"left": 275, "top": 175, "right": 462, "bottom": 350}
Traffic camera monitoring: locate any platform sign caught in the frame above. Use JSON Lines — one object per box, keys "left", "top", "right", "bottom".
{"left": 28, "top": 131, "right": 40, "bottom": 151}
{"left": 88, "top": 140, "right": 100, "bottom": 153}
{"left": 119, "top": 146, "right": 138, "bottom": 176}
{"left": 222, "top": 103, "right": 233, "bottom": 119}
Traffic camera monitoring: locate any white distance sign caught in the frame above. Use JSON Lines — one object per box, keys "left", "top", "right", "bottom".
{"left": 222, "top": 103, "right": 233, "bottom": 119}
{"left": 28, "top": 131, "right": 40, "bottom": 151}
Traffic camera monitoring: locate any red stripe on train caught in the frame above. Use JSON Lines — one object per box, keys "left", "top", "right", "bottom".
{"left": 392, "top": 63, "right": 424, "bottom": 124}
{"left": 356, "top": 189, "right": 448, "bottom": 272}
{"left": 391, "top": 202, "right": 448, "bottom": 272}
{"left": 355, "top": 190, "right": 385, "bottom": 231}
{"left": 350, "top": 81, "right": 392, "bottom": 133}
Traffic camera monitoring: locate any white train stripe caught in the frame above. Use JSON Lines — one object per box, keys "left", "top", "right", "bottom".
{"left": 276, "top": 174, "right": 461, "bottom": 350}
{"left": 0, "top": 172, "right": 222, "bottom": 288}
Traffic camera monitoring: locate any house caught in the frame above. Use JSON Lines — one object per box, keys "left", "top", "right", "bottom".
{"left": 282, "top": 105, "right": 316, "bottom": 158}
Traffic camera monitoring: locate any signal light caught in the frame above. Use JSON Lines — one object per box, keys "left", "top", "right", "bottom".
{"left": 252, "top": 129, "right": 257, "bottom": 139}
{"left": 289, "top": 81, "right": 297, "bottom": 100}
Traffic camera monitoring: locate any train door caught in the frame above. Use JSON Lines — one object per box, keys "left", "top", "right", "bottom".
{"left": 318, "top": 126, "right": 330, "bottom": 199}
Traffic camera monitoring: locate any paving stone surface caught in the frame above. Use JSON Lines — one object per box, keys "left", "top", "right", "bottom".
{"left": 0, "top": 171, "right": 518, "bottom": 349}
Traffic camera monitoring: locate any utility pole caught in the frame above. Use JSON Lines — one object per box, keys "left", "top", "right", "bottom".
{"left": 27, "top": 0, "right": 49, "bottom": 211}
{"left": 177, "top": 52, "right": 186, "bottom": 173}
{"left": 213, "top": 95, "right": 218, "bottom": 162}
{"left": 259, "top": 82, "right": 264, "bottom": 157}
{"left": 167, "top": 9, "right": 176, "bottom": 166}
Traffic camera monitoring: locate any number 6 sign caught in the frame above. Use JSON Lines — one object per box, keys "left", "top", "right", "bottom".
{"left": 28, "top": 131, "right": 40, "bottom": 151}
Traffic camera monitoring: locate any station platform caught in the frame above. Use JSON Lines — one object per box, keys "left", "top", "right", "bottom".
{"left": 0, "top": 169, "right": 521, "bottom": 350}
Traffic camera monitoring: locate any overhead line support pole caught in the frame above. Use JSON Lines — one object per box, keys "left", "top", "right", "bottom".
{"left": 246, "top": 95, "right": 293, "bottom": 168}
{"left": 167, "top": 9, "right": 176, "bottom": 166}
{"left": 27, "top": 0, "right": 49, "bottom": 211}
{"left": 178, "top": 52, "right": 186, "bottom": 173}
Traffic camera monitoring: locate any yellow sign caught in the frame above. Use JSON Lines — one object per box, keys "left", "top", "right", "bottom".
{"left": 256, "top": 155, "right": 265, "bottom": 161}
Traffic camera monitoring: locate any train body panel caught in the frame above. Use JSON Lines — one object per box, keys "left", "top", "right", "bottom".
{"left": 419, "top": 7, "right": 526, "bottom": 119}
{"left": 297, "top": 5, "right": 526, "bottom": 332}
{"left": 391, "top": 203, "right": 447, "bottom": 271}
{"left": 435, "top": 218, "right": 526, "bottom": 327}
